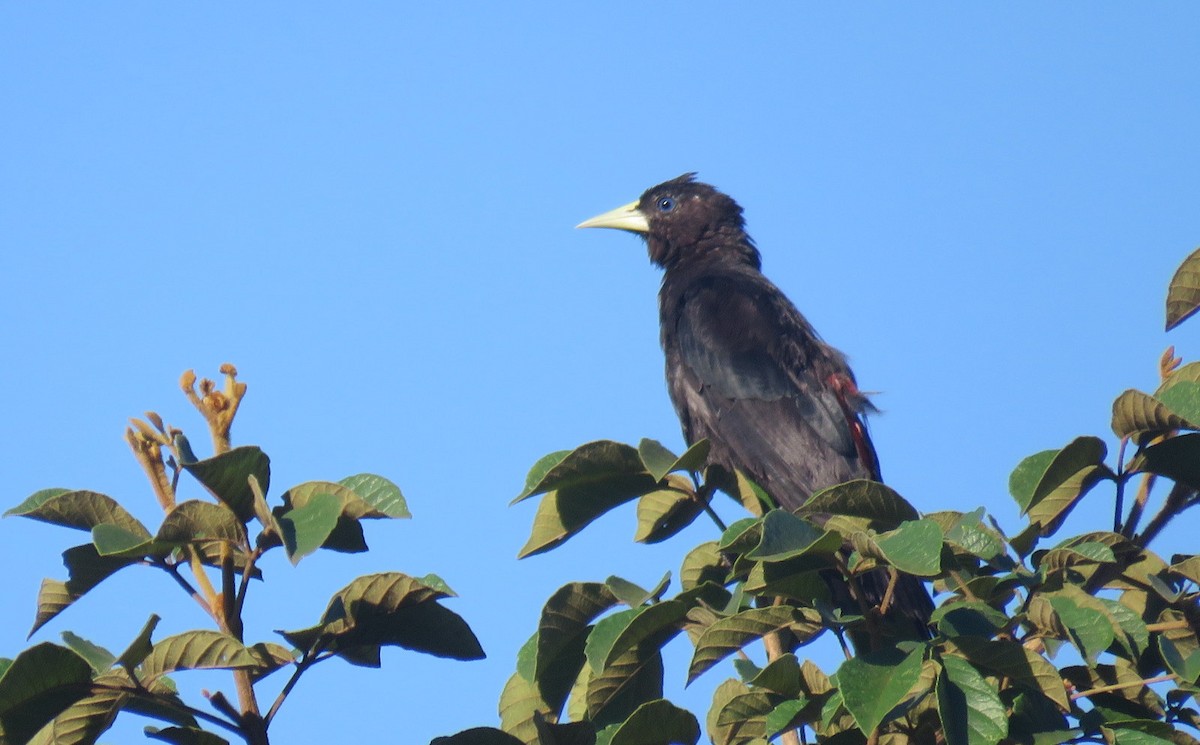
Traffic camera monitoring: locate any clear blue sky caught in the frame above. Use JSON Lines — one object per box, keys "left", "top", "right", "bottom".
{"left": 3, "top": 5, "right": 1199, "bottom": 743}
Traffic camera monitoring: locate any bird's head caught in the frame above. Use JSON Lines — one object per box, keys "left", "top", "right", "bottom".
{"left": 577, "top": 173, "right": 760, "bottom": 270}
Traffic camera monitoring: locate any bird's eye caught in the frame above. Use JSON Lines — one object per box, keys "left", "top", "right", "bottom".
{"left": 657, "top": 197, "right": 676, "bottom": 212}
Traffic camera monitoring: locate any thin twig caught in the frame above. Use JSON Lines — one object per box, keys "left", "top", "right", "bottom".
{"left": 1138, "top": 480, "right": 1198, "bottom": 547}
{"left": 1113, "top": 437, "right": 1129, "bottom": 533}
{"left": 1070, "top": 673, "right": 1177, "bottom": 701}
{"left": 157, "top": 559, "right": 219, "bottom": 624}
{"left": 1122, "top": 471, "right": 1156, "bottom": 539}
{"left": 265, "top": 654, "right": 322, "bottom": 725}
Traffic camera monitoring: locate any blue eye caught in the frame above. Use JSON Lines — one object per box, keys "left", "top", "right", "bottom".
{"left": 657, "top": 197, "right": 676, "bottom": 212}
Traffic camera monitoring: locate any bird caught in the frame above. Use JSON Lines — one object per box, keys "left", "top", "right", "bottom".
{"left": 577, "top": 173, "right": 933, "bottom": 645}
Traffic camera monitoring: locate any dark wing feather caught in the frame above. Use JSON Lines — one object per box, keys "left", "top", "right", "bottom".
{"left": 663, "top": 270, "right": 875, "bottom": 510}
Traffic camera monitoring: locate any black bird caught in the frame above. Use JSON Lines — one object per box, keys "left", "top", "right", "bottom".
{"left": 577, "top": 173, "right": 932, "bottom": 643}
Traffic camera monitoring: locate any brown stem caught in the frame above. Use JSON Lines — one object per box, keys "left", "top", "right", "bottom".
{"left": 1070, "top": 673, "right": 1177, "bottom": 701}
{"left": 1122, "top": 471, "right": 1156, "bottom": 539}
{"left": 1137, "top": 480, "right": 1198, "bottom": 548}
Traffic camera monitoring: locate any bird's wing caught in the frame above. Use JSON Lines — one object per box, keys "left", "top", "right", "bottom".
{"left": 668, "top": 273, "right": 875, "bottom": 505}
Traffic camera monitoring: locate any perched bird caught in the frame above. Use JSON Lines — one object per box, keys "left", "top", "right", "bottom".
{"left": 577, "top": 173, "right": 932, "bottom": 643}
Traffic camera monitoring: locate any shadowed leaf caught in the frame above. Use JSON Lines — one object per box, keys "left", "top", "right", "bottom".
{"left": 0, "top": 643, "right": 93, "bottom": 744}
{"left": 938, "top": 655, "right": 1007, "bottom": 745}
{"left": 518, "top": 472, "right": 659, "bottom": 558}
{"left": 498, "top": 672, "right": 551, "bottom": 744}
{"left": 182, "top": 446, "right": 269, "bottom": 523}
{"left": 139, "top": 631, "right": 260, "bottom": 680}
{"left": 586, "top": 645, "right": 664, "bottom": 728}
{"left": 950, "top": 637, "right": 1070, "bottom": 711}
{"left": 145, "top": 726, "right": 231, "bottom": 745}
{"left": 688, "top": 606, "right": 822, "bottom": 684}
{"left": 1166, "top": 247, "right": 1200, "bottom": 331}
{"left": 431, "top": 727, "right": 526, "bottom": 745}
{"left": 802, "top": 480, "right": 918, "bottom": 531}
{"left": 1131, "top": 432, "right": 1200, "bottom": 490}
{"left": 745, "top": 509, "right": 840, "bottom": 562}
{"left": 586, "top": 601, "right": 687, "bottom": 673}
{"left": 634, "top": 482, "right": 705, "bottom": 544}
{"left": 536, "top": 582, "right": 618, "bottom": 715}
{"left": 30, "top": 545, "right": 138, "bottom": 636}
{"left": 605, "top": 699, "right": 699, "bottom": 745}
{"left": 157, "top": 501, "right": 244, "bottom": 545}
{"left": 1112, "top": 389, "right": 1197, "bottom": 441}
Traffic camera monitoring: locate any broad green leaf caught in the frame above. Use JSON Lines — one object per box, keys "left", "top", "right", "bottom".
{"left": 586, "top": 645, "right": 664, "bottom": 728}
{"left": 802, "top": 480, "right": 918, "bottom": 531}
{"left": 634, "top": 483, "right": 705, "bottom": 544}
{"left": 1159, "top": 635, "right": 1200, "bottom": 684}
{"left": 873, "top": 518, "right": 944, "bottom": 576}
{"left": 117, "top": 615, "right": 161, "bottom": 671}
{"left": 157, "top": 501, "right": 244, "bottom": 545}
{"left": 60, "top": 632, "right": 115, "bottom": 675}
{"left": 0, "top": 642, "right": 93, "bottom": 745}
{"left": 145, "top": 726, "right": 231, "bottom": 745}
{"left": 284, "top": 479, "right": 400, "bottom": 521}
{"left": 338, "top": 473, "right": 410, "bottom": 518}
{"left": 277, "top": 491, "right": 342, "bottom": 564}
{"left": 279, "top": 573, "right": 482, "bottom": 662}
{"left": 1112, "top": 389, "right": 1196, "bottom": 440}
{"left": 139, "top": 631, "right": 260, "bottom": 680}
{"left": 182, "top": 445, "right": 270, "bottom": 522}
{"left": 748, "top": 653, "right": 801, "bottom": 697}
{"left": 1009, "top": 450, "right": 1058, "bottom": 510}
{"left": 91, "top": 523, "right": 154, "bottom": 557}
{"left": 1007, "top": 691, "right": 1070, "bottom": 745}
{"left": 1156, "top": 381, "right": 1200, "bottom": 424}
{"left": 5, "top": 489, "right": 151, "bottom": 538}
{"left": 517, "top": 471, "right": 658, "bottom": 557}
{"left": 836, "top": 646, "right": 923, "bottom": 736}
{"left": 30, "top": 545, "right": 138, "bottom": 635}
{"left": 1047, "top": 588, "right": 1116, "bottom": 664}
{"left": 587, "top": 601, "right": 687, "bottom": 673}
{"left": 498, "top": 672, "right": 551, "bottom": 745}
{"left": 718, "top": 517, "right": 762, "bottom": 553}
{"left": 713, "top": 689, "right": 773, "bottom": 737}
{"left": 514, "top": 440, "right": 649, "bottom": 502}
{"left": 1131, "top": 433, "right": 1200, "bottom": 490}
{"left": 707, "top": 679, "right": 751, "bottom": 745}
{"left": 37, "top": 673, "right": 133, "bottom": 745}
{"left": 605, "top": 572, "right": 669, "bottom": 607}
{"left": 1019, "top": 437, "right": 1110, "bottom": 531}
{"left": 745, "top": 510, "right": 840, "bottom": 562}
{"left": 536, "top": 582, "right": 618, "bottom": 715}
{"left": 938, "top": 655, "right": 1007, "bottom": 745}
{"left": 765, "top": 698, "right": 808, "bottom": 740}
{"left": 1166, "top": 247, "right": 1200, "bottom": 330}
{"left": 937, "top": 508, "right": 1006, "bottom": 563}
{"left": 949, "top": 637, "right": 1070, "bottom": 712}
{"left": 931, "top": 603, "right": 1009, "bottom": 639}
{"left": 688, "top": 606, "right": 822, "bottom": 684}
{"left": 638, "top": 438, "right": 710, "bottom": 482}
{"left": 680, "top": 542, "right": 725, "bottom": 591}
{"left": 606, "top": 699, "right": 700, "bottom": 745}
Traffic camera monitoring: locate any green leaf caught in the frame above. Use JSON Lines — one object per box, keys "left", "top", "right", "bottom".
{"left": 60, "top": 632, "right": 115, "bottom": 675}
{"left": 638, "top": 438, "right": 710, "bottom": 482}
{"left": 938, "top": 655, "right": 1007, "bottom": 745}
{"left": 91, "top": 523, "right": 154, "bottom": 556}
{"left": 182, "top": 445, "right": 270, "bottom": 522}
{"left": 114, "top": 615, "right": 161, "bottom": 673}
{"left": 1166, "top": 246, "right": 1200, "bottom": 330}
{"left": 748, "top": 653, "right": 801, "bottom": 698}
{"left": 836, "top": 646, "right": 924, "bottom": 736}
{"left": 586, "top": 645, "right": 664, "bottom": 728}
{"left": 1112, "top": 389, "right": 1197, "bottom": 441}
{"left": 1019, "top": 437, "right": 1110, "bottom": 531}
{"left": 947, "top": 637, "right": 1070, "bottom": 712}
{"left": 931, "top": 603, "right": 1009, "bottom": 639}
{"left": 279, "top": 572, "right": 484, "bottom": 662}
{"left": 1156, "top": 381, "right": 1200, "bottom": 424}
{"left": 517, "top": 470, "right": 659, "bottom": 557}
{"left": 157, "top": 501, "right": 244, "bottom": 545}
{"left": 765, "top": 698, "right": 808, "bottom": 740}
{"left": 498, "top": 672, "right": 551, "bottom": 744}
{"left": 1159, "top": 635, "right": 1200, "bottom": 684}
{"left": 0, "top": 642, "right": 94, "bottom": 744}
{"left": 605, "top": 573, "right": 669, "bottom": 607}
{"left": 514, "top": 440, "right": 650, "bottom": 502}
{"left": 1131, "top": 433, "right": 1200, "bottom": 490}
{"left": 1047, "top": 589, "right": 1116, "bottom": 664}
{"left": 1170, "top": 554, "right": 1200, "bottom": 584}
{"left": 587, "top": 601, "right": 687, "bottom": 673}
{"left": 338, "top": 473, "right": 410, "bottom": 518}
{"left": 139, "top": 631, "right": 260, "bottom": 680}
{"left": 707, "top": 679, "right": 751, "bottom": 745}
{"left": 5, "top": 489, "right": 151, "bottom": 539}
{"left": 939, "top": 508, "right": 1007, "bottom": 563}
{"left": 145, "top": 726, "right": 231, "bottom": 745}
{"left": 873, "top": 518, "right": 944, "bottom": 576}
{"left": 802, "top": 480, "right": 918, "bottom": 531}
{"left": 688, "top": 606, "right": 822, "bottom": 684}
{"left": 1010, "top": 450, "right": 1058, "bottom": 511}
{"left": 606, "top": 699, "right": 700, "bottom": 745}
{"left": 745, "top": 510, "right": 840, "bottom": 562}
{"left": 536, "top": 582, "right": 618, "bottom": 715}
{"left": 680, "top": 542, "right": 726, "bottom": 591}
{"left": 37, "top": 671, "right": 137, "bottom": 745}
{"left": 277, "top": 491, "right": 342, "bottom": 564}
{"left": 30, "top": 545, "right": 138, "bottom": 635}
{"left": 634, "top": 485, "right": 705, "bottom": 544}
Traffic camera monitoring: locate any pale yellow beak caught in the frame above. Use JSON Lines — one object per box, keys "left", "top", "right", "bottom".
{"left": 576, "top": 200, "right": 649, "bottom": 233}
